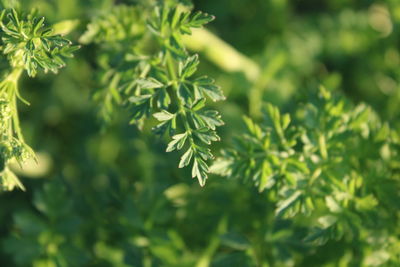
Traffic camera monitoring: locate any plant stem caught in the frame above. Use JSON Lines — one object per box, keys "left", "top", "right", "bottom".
{"left": 183, "top": 28, "right": 260, "bottom": 82}
{"left": 5, "top": 68, "right": 24, "bottom": 141}
{"left": 165, "top": 51, "right": 194, "bottom": 145}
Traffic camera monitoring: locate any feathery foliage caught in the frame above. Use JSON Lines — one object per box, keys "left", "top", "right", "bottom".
{"left": 81, "top": 3, "right": 224, "bottom": 186}
{"left": 1, "top": 0, "right": 400, "bottom": 266}
{"left": 0, "top": 8, "right": 77, "bottom": 191}
{"left": 212, "top": 86, "right": 400, "bottom": 248}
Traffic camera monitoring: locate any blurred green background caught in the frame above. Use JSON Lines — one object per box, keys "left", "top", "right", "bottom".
{"left": 1, "top": 0, "right": 400, "bottom": 266}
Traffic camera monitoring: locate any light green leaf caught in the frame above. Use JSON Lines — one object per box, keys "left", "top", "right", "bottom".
{"left": 179, "top": 148, "right": 193, "bottom": 168}
{"left": 153, "top": 110, "right": 175, "bottom": 121}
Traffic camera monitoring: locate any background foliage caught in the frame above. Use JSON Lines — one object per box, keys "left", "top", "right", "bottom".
{"left": 0, "top": 0, "right": 399, "bottom": 266}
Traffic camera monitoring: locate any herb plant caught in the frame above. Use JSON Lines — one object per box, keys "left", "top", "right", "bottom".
{"left": 81, "top": 3, "right": 224, "bottom": 186}
{"left": 212, "top": 86, "right": 400, "bottom": 250}
{"left": 1, "top": 0, "right": 400, "bottom": 266}
{"left": 0, "top": 8, "right": 77, "bottom": 191}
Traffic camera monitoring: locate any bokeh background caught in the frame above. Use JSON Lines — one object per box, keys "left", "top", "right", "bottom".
{"left": 1, "top": 0, "right": 399, "bottom": 266}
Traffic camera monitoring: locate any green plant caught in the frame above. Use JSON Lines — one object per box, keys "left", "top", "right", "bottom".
{"left": 81, "top": 2, "right": 225, "bottom": 186}
{"left": 212, "top": 86, "right": 400, "bottom": 253}
{"left": 0, "top": 8, "right": 78, "bottom": 191}
{"left": 1, "top": 0, "right": 400, "bottom": 266}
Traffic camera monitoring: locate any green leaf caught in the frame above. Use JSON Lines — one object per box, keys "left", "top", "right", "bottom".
{"left": 194, "top": 128, "right": 220, "bottom": 145}
{"left": 259, "top": 160, "right": 273, "bottom": 192}
{"left": 191, "top": 98, "right": 206, "bottom": 111}
{"left": 325, "top": 196, "right": 342, "bottom": 213}
{"left": 0, "top": 168, "right": 25, "bottom": 191}
{"left": 136, "top": 78, "right": 164, "bottom": 89}
{"left": 179, "top": 148, "right": 193, "bottom": 168}
{"left": 152, "top": 117, "right": 176, "bottom": 136}
{"left": 282, "top": 114, "right": 291, "bottom": 130}
{"left": 192, "top": 110, "right": 224, "bottom": 130}
{"left": 179, "top": 54, "right": 199, "bottom": 78}
{"left": 242, "top": 116, "right": 262, "bottom": 138}
{"left": 156, "top": 88, "right": 171, "bottom": 109}
{"left": 177, "top": 82, "right": 194, "bottom": 106}
{"left": 33, "top": 17, "right": 45, "bottom": 35}
{"left": 194, "top": 76, "right": 225, "bottom": 102}
{"left": 275, "top": 191, "right": 302, "bottom": 216}
{"left": 166, "top": 133, "right": 188, "bottom": 152}
{"left": 318, "top": 215, "right": 338, "bottom": 229}
{"left": 196, "top": 146, "right": 214, "bottom": 161}
{"left": 128, "top": 94, "right": 152, "bottom": 104}
{"left": 192, "top": 157, "right": 208, "bottom": 186}
{"left": 186, "top": 11, "right": 215, "bottom": 28}
{"left": 153, "top": 110, "right": 175, "bottom": 121}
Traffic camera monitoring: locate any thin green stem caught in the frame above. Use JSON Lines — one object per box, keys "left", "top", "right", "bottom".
{"left": 165, "top": 50, "right": 194, "bottom": 146}
{"left": 7, "top": 68, "right": 24, "bottom": 141}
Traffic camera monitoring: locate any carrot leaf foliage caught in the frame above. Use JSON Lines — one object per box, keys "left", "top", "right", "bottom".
{"left": 212, "top": 86, "right": 400, "bottom": 245}
{"left": 82, "top": 3, "right": 224, "bottom": 186}
{"left": 0, "top": 8, "right": 78, "bottom": 191}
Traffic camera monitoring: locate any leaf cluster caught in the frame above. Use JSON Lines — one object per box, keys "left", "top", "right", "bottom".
{"left": 0, "top": 8, "right": 77, "bottom": 191}
{"left": 0, "top": 9, "right": 79, "bottom": 77}
{"left": 82, "top": 3, "right": 224, "bottom": 186}
{"left": 212, "top": 86, "right": 400, "bottom": 244}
